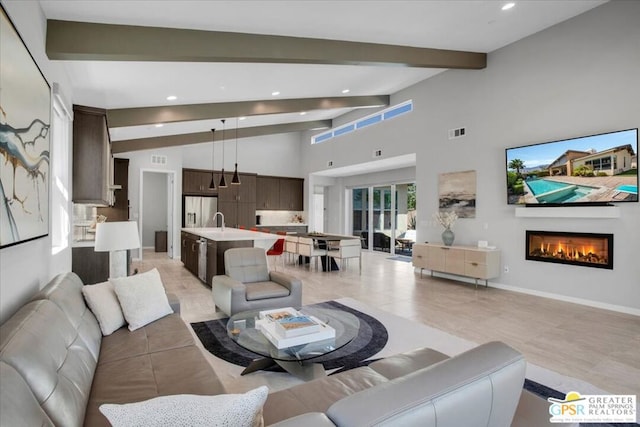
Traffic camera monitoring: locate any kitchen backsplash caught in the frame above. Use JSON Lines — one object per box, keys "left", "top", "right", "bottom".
{"left": 256, "top": 210, "right": 306, "bottom": 225}
{"left": 73, "top": 204, "right": 98, "bottom": 242}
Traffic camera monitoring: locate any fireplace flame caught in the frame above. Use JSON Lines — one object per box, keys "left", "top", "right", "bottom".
{"left": 527, "top": 232, "right": 612, "bottom": 269}
{"left": 532, "top": 241, "right": 603, "bottom": 264}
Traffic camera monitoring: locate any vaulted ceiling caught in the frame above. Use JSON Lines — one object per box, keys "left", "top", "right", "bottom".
{"left": 39, "top": 0, "right": 606, "bottom": 153}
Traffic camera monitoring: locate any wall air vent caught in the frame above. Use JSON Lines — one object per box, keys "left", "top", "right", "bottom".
{"left": 151, "top": 154, "right": 167, "bottom": 165}
{"left": 373, "top": 149, "right": 383, "bottom": 158}
{"left": 448, "top": 127, "right": 466, "bottom": 140}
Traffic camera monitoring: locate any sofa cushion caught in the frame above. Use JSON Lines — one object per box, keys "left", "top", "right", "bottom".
{"left": 327, "top": 341, "right": 526, "bottom": 427}
{"left": 245, "top": 281, "right": 291, "bottom": 301}
{"left": 0, "top": 362, "right": 54, "bottom": 427}
{"left": 99, "top": 386, "right": 268, "bottom": 427}
{"left": 85, "top": 345, "right": 227, "bottom": 426}
{"left": 266, "top": 412, "right": 336, "bottom": 427}
{"left": 368, "top": 346, "right": 450, "bottom": 380}
{"left": 225, "top": 247, "right": 271, "bottom": 283}
{"left": 31, "top": 272, "right": 102, "bottom": 361}
{"left": 98, "top": 314, "right": 195, "bottom": 365}
{"left": 262, "top": 366, "right": 389, "bottom": 425}
{"left": 82, "top": 281, "right": 126, "bottom": 336}
{"left": 0, "top": 300, "right": 97, "bottom": 427}
{"left": 111, "top": 268, "right": 173, "bottom": 331}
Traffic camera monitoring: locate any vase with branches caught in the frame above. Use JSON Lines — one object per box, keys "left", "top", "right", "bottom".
{"left": 433, "top": 211, "right": 458, "bottom": 246}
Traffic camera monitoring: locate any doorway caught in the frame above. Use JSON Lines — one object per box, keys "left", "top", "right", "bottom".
{"left": 139, "top": 170, "right": 175, "bottom": 260}
{"left": 350, "top": 182, "right": 415, "bottom": 255}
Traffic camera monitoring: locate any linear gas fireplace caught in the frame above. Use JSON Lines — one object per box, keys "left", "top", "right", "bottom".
{"left": 525, "top": 230, "right": 613, "bottom": 270}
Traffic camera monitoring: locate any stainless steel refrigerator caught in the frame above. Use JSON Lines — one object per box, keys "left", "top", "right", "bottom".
{"left": 183, "top": 196, "right": 219, "bottom": 228}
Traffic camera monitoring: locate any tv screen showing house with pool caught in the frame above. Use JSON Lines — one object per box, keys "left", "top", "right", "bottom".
{"left": 506, "top": 128, "right": 638, "bottom": 205}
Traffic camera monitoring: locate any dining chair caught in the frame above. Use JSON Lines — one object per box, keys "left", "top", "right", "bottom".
{"left": 284, "top": 235, "right": 299, "bottom": 265}
{"left": 266, "top": 237, "right": 286, "bottom": 270}
{"left": 297, "top": 237, "right": 327, "bottom": 271}
{"left": 328, "top": 238, "right": 362, "bottom": 275}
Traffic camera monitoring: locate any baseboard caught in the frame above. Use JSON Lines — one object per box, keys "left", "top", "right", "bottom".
{"left": 415, "top": 268, "right": 640, "bottom": 316}
{"left": 489, "top": 281, "right": 640, "bottom": 316}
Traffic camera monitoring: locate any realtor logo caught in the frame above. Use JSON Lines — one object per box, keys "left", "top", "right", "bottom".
{"left": 548, "top": 391, "right": 637, "bottom": 423}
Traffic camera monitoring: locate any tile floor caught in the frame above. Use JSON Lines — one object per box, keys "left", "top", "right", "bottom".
{"left": 133, "top": 249, "right": 640, "bottom": 396}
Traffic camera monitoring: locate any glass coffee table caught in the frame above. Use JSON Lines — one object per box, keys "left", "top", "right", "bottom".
{"left": 227, "top": 306, "right": 360, "bottom": 380}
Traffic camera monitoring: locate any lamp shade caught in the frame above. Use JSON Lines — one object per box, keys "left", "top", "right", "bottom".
{"left": 94, "top": 221, "right": 141, "bottom": 252}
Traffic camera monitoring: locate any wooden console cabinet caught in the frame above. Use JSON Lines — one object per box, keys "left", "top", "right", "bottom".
{"left": 412, "top": 243, "right": 500, "bottom": 288}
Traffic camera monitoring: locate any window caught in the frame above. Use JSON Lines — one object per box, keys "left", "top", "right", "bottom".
{"left": 311, "top": 100, "right": 413, "bottom": 144}
{"left": 51, "top": 91, "right": 72, "bottom": 254}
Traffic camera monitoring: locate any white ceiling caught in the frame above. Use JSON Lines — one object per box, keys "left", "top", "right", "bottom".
{"left": 38, "top": 0, "right": 606, "bottom": 175}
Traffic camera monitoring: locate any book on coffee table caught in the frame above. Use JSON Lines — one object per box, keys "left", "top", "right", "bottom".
{"left": 256, "top": 317, "right": 336, "bottom": 349}
{"left": 258, "top": 307, "right": 298, "bottom": 321}
{"left": 275, "top": 315, "right": 321, "bottom": 338}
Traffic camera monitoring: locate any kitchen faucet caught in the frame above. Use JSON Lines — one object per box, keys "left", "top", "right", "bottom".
{"left": 212, "top": 212, "right": 225, "bottom": 231}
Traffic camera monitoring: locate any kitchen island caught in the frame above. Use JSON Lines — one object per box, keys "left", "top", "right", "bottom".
{"left": 181, "top": 227, "right": 278, "bottom": 285}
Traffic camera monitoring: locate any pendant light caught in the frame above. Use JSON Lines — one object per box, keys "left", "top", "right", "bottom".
{"left": 231, "top": 117, "right": 241, "bottom": 185}
{"left": 218, "top": 119, "right": 228, "bottom": 188}
{"left": 208, "top": 128, "right": 216, "bottom": 189}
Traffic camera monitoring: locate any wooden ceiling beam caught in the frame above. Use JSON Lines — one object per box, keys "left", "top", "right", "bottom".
{"left": 106, "top": 96, "right": 388, "bottom": 128}
{"left": 111, "top": 120, "right": 332, "bottom": 153}
{"left": 46, "top": 19, "right": 486, "bottom": 69}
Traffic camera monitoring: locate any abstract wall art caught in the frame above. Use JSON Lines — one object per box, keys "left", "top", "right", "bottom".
{"left": 1, "top": 5, "right": 51, "bottom": 248}
{"left": 438, "top": 170, "right": 477, "bottom": 218}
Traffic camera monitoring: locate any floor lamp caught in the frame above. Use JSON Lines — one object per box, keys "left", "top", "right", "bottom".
{"left": 94, "top": 221, "right": 141, "bottom": 279}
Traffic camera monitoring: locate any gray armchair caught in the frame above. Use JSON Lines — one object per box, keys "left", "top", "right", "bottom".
{"left": 212, "top": 247, "right": 303, "bottom": 316}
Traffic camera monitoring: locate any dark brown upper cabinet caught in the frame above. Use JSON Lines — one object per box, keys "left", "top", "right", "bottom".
{"left": 182, "top": 168, "right": 218, "bottom": 196}
{"left": 72, "top": 105, "right": 112, "bottom": 205}
{"left": 257, "top": 176, "right": 303, "bottom": 210}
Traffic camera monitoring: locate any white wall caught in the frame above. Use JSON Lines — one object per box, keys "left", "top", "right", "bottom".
{"left": 0, "top": 1, "right": 74, "bottom": 323}
{"left": 180, "top": 132, "right": 303, "bottom": 177}
{"left": 117, "top": 147, "right": 183, "bottom": 260}
{"left": 301, "top": 1, "right": 640, "bottom": 312}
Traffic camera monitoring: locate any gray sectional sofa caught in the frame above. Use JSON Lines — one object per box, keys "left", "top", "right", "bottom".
{"left": 1, "top": 272, "right": 557, "bottom": 426}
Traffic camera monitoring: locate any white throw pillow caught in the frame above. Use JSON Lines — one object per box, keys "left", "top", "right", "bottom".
{"left": 81, "top": 281, "right": 126, "bottom": 336}
{"left": 111, "top": 268, "right": 173, "bottom": 331}
{"left": 99, "top": 386, "right": 268, "bottom": 427}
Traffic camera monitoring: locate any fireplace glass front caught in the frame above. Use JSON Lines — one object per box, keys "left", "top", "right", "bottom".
{"left": 525, "top": 230, "right": 613, "bottom": 269}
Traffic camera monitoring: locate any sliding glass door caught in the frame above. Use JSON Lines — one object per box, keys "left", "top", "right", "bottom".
{"left": 352, "top": 188, "right": 369, "bottom": 247}
{"left": 372, "top": 186, "right": 392, "bottom": 253}
{"left": 394, "top": 183, "right": 416, "bottom": 255}
{"left": 351, "top": 182, "right": 415, "bottom": 255}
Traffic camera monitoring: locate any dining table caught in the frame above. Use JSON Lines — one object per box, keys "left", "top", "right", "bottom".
{"left": 296, "top": 233, "right": 362, "bottom": 272}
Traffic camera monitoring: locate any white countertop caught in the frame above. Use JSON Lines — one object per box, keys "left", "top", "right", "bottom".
{"left": 256, "top": 223, "right": 307, "bottom": 227}
{"left": 72, "top": 240, "right": 96, "bottom": 248}
{"left": 182, "top": 227, "right": 277, "bottom": 249}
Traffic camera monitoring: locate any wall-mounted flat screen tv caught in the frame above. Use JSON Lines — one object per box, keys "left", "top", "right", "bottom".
{"left": 506, "top": 128, "right": 638, "bottom": 205}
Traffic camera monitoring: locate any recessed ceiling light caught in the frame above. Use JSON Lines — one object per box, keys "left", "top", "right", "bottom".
{"left": 502, "top": 2, "right": 515, "bottom": 11}
{"left": 166, "top": 95, "right": 177, "bottom": 101}
{"left": 342, "top": 89, "right": 350, "bottom": 94}
{"left": 300, "top": 112, "right": 307, "bottom": 116}
{"left": 238, "top": 117, "right": 246, "bottom": 121}
{"left": 271, "top": 91, "right": 280, "bottom": 96}
{"left": 155, "top": 123, "right": 164, "bottom": 128}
